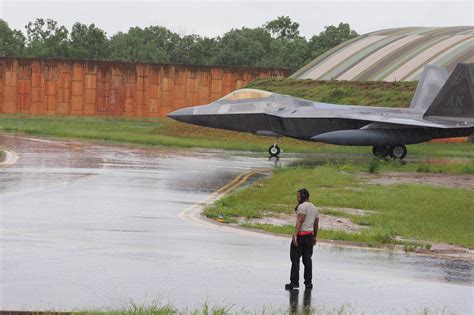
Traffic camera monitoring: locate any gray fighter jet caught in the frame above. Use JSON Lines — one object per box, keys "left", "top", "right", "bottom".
{"left": 169, "top": 63, "right": 473, "bottom": 160}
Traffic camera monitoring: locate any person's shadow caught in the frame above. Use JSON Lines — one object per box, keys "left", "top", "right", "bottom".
{"left": 289, "top": 289, "right": 312, "bottom": 314}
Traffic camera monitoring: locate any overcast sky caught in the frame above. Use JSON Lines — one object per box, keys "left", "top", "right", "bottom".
{"left": 1, "top": 0, "right": 472, "bottom": 38}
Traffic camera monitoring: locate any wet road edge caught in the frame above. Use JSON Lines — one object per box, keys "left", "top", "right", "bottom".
{"left": 0, "top": 148, "right": 19, "bottom": 168}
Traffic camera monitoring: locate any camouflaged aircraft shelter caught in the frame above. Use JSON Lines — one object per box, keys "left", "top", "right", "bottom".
{"left": 292, "top": 26, "right": 474, "bottom": 82}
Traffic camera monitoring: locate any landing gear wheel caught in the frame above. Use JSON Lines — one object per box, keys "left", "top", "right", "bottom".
{"left": 372, "top": 146, "right": 390, "bottom": 158}
{"left": 268, "top": 144, "right": 281, "bottom": 157}
{"left": 389, "top": 145, "right": 407, "bottom": 160}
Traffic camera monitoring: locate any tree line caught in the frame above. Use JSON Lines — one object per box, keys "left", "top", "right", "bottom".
{"left": 0, "top": 16, "right": 358, "bottom": 72}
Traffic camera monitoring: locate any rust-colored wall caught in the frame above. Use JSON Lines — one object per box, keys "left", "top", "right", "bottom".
{"left": 0, "top": 58, "right": 289, "bottom": 117}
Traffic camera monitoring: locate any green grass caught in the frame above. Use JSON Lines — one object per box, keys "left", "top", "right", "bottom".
{"left": 0, "top": 115, "right": 472, "bottom": 158}
{"left": 287, "top": 157, "right": 474, "bottom": 175}
{"left": 47, "top": 302, "right": 455, "bottom": 315}
{"left": 76, "top": 302, "right": 234, "bottom": 315}
{"left": 205, "top": 165, "right": 474, "bottom": 248}
{"left": 246, "top": 78, "right": 418, "bottom": 108}
{"left": 0, "top": 149, "right": 5, "bottom": 163}
{"left": 317, "top": 158, "right": 474, "bottom": 175}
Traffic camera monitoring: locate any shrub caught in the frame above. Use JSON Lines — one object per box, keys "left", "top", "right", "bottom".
{"left": 368, "top": 159, "right": 380, "bottom": 173}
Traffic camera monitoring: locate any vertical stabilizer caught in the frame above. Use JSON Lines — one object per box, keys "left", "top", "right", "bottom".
{"left": 410, "top": 65, "right": 449, "bottom": 111}
{"left": 423, "top": 63, "right": 474, "bottom": 119}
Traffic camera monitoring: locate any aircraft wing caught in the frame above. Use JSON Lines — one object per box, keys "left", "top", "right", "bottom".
{"left": 336, "top": 114, "right": 473, "bottom": 129}
{"left": 269, "top": 107, "right": 473, "bottom": 128}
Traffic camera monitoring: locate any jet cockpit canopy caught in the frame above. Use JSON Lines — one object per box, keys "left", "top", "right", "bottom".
{"left": 218, "top": 89, "right": 274, "bottom": 101}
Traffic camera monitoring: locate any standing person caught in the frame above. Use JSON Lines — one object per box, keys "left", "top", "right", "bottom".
{"left": 285, "top": 188, "right": 319, "bottom": 290}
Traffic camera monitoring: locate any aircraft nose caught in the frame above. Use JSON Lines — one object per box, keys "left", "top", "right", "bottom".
{"left": 167, "top": 107, "right": 195, "bottom": 123}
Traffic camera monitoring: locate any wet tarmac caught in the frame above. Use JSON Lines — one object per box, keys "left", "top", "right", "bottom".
{"left": 0, "top": 135, "right": 472, "bottom": 313}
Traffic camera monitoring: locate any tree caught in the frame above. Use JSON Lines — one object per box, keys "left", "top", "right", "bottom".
{"left": 270, "top": 37, "right": 311, "bottom": 72}
{"left": 169, "top": 35, "right": 218, "bottom": 65}
{"left": 0, "top": 19, "right": 25, "bottom": 57}
{"left": 109, "top": 26, "right": 180, "bottom": 63}
{"left": 309, "top": 23, "right": 358, "bottom": 58}
{"left": 24, "top": 18, "right": 69, "bottom": 58}
{"left": 212, "top": 27, "right": 273, "bottom": 67}
{"left": 264, "top": 16, "right": 300, "bottom": 40}
{"left": 0, "top": 17, "right": 359, "bottom": 73}
{"left": 69, "top": 22, "right": 109, "bottom": 60}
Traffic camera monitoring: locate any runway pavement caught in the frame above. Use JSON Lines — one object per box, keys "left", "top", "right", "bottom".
{"left": 0, "top": 135, "right": 472, "bottom": 313}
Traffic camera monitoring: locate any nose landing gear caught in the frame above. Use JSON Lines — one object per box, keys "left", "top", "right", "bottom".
{"left": 268, "top": 137, "right": 282, "bottom": 158}
{"left": 372, "top": 145, "right": 407, "bottom": 160}
{"left": 268, "top": 144, "right": 281, "bottom": 157}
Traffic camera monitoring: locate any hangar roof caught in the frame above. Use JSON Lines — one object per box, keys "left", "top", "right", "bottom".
{"left": 291, "top": 26, "right": 474, "bottom": 81}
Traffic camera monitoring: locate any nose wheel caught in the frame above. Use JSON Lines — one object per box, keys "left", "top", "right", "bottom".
{"left": 268, "top": 144, "right": 281, "bottom": 157}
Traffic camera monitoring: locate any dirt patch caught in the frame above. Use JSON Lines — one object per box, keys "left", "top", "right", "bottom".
{"left": 392, "top": 237, "right": 474, "bottom": 260}
{"left": 319, "top": 214, "right": 366, "bottom": 232}
{"left": 427, "top": 242, "right": 473, "bottom": 257}
{"left": 360, "top": 172, "right": 474, "bottom": 189}
{"left": 239, "top": 211, "right": 367, "bottom": 232}
{"left": 321, "top": 207, "right": 374, "bottom": 216}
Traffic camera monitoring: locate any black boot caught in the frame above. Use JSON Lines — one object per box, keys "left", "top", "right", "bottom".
{"left": 285, "top": 283, "right": 299, "bottom": 290}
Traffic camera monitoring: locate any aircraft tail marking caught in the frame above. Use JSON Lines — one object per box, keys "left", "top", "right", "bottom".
{"left": 423, "top": 63, "right": 474, "bottom": 119}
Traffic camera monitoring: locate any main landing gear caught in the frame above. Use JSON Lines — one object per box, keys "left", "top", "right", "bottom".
{"left": 372, "top": 145, "right": 407, "bottom": 160}
{"left": 268, "top": 138, "right": 282, "bottom": 158}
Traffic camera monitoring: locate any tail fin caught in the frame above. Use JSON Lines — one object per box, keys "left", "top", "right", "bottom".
{"left": 410, "top": 65, "right": 449, "bottom": 111}
{"left": 423, "top": 63, "right": 474, "bottom": 119}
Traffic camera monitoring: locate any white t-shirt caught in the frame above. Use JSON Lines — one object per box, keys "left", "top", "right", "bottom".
{"left": 296, "top": 201, "right": 319, "bottom": 232}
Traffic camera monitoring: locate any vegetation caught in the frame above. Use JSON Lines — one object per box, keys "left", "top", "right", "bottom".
{"left": 48, "top": 302, "right": 454, "bottom": 315}
{"left": 0, "top": 149, "right": 5, "bottom": 162}
{"left": 313, "top": 158, "right": 474, "bottom": 174}
{"left": 76, "top": 303, "right": 233, "bottom": 315}
{"left": 0, "top": 17, "right": 358, "bottom": 72}
{"left": 247, "top": 79, "right": 418, "bottom": 108}
{"left": 204, "top": 164, "right": 474, "bottom": 248}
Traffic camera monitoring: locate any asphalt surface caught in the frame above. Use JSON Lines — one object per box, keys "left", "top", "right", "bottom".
{"left": 0, "top": 135, "right": 472, "bottom": 313}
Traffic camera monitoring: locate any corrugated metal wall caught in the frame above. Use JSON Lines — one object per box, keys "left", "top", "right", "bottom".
{"left": 0, "top": 58, "right": 289, "bottom": 117}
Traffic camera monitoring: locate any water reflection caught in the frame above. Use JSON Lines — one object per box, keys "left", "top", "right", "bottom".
{"left": 440, "top": 259, "right": 473, "bottom": 283}
{"left": 268, "top": 155, "right": 281, "bottom": 168}
{"left": 289, "top": 289, "right": 312, "bottom": 314}
{"left": 324, "top": 245, "right": 473, "bottom": 284}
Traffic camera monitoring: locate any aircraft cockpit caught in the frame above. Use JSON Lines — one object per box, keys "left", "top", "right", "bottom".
{"left": 217, "top": 89, "right": 274, "bottom": 101}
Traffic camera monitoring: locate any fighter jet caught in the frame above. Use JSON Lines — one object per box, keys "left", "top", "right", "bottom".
{"left": 169, "top": 63, "right": 473, "bottom": 160}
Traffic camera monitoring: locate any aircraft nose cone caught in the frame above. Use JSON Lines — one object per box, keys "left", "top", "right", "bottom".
{"left": 167, "top": 107, "right": 195, "bottom": 123}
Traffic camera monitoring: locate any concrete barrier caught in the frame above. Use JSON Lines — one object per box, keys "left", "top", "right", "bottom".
{"left": 0, "top": 58, "right": 289, "bottom": 117}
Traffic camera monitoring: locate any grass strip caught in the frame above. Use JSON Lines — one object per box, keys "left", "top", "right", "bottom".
{"left": 22, "top": 302, "right": 456, "bottom": 315}
{"left": 297, "top": 158, "right": 474, "bottom": 175}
